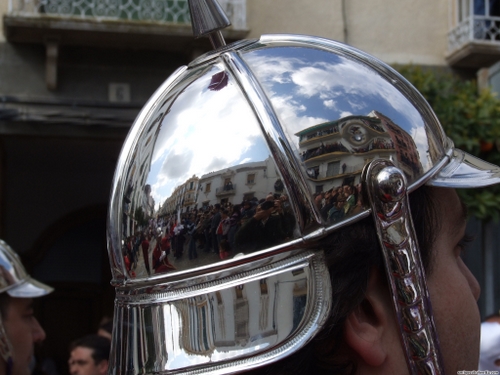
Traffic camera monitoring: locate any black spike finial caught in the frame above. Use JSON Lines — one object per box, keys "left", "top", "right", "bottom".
{"left": 188, "top": 0, "right": 231, "bottom": 49}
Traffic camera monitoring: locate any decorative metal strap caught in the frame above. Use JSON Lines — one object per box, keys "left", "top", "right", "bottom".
{"left": 363, "top": 159, "right": 444, "bottom": 375}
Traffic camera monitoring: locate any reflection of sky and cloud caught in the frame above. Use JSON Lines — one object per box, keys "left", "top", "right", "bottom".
{"left": 243, "top": 47, "right": 433, "bottom": 171}
{"left": 147, "top": 64, "right": 270, "bottom": 204}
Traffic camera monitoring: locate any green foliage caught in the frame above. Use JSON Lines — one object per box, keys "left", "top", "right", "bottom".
{"left": 396, "top": 65, "right": 500, "bottom": 222}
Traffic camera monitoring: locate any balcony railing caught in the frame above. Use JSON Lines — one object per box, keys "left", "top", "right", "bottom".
{"left": 447, "top": 15, "right": 500, "bottom": 67}
{"left": 8, "top": 0, "right": 247, "bottom": 29}
{"left": 215, "top": 184, "right": 236, "bottom": 196}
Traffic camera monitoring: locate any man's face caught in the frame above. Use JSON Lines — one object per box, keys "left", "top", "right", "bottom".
{"left": 3, "top": 298, "right": 46, "bottom": 375}
{"left": 426, "top": 188, "right": 480, "bottom": 372}
{"left": 375, "top": 188, "right": 480, "bottom": 374}
{"left": 69, "top": 347, "right": 108, "bottom": 375}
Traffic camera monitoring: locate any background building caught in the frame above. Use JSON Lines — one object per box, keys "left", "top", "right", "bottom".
{"left": 0, "top": 0, "right": 499, "bottom": 373}
{"left": 195, "top": 157, "right": 281, "bottom": 209}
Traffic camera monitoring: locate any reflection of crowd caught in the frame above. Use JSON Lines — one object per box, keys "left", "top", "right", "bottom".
{"left": 301, "top": 142, "right": 349, "bottom": 161}
{"left": 122, "top": 225, "right": 176, "bottom": 277}
{"left": 120, "top": 193, "right": 298, "bottom": 277}
{"left": 194, "top": 194, "right": 297, "bottom": 255}
{"left": 300, "top": 125, "right": 340, "bottom": 142}
{"left": 121, "top": 184, "right": 366, "bottom": 276}
{"left": 315, "top": 184, "right": 364, "bottom": 224}
{"left": 234, "top": 194, "right": 296, "bottom": 253}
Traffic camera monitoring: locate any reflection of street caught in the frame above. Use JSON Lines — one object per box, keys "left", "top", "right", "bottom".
{"left": 132, "top": 236, "right": 220, "bottom": 279}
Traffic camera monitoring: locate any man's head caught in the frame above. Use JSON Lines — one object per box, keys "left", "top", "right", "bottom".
{"left": 0, "top": 295, "right": 46, "bottom": 375}
{"left": 243, "top": 186, "right": 479, "bottom": 374}
{"left": 68, "top": 335, "right": 110, "bottom": 375}
{"left": 0, "top": 240, "right": 52, "bottom": 375}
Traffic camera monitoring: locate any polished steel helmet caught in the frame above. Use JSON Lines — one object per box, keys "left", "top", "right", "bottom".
{"left": 107, "top": 2, "right": 500, "bottom": 374}
{"left": 0, "top": 239, "right": 53, "bottom": 371}
{"left": 0, "top": 240, "right": 53, "bottom": 298}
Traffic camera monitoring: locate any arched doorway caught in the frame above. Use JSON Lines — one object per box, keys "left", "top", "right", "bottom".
{"left": 23, "top": 205, "right": 114, "bottom": 375}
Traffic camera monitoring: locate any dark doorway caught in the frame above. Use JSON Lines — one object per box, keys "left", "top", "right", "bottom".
{"left": 24, "top": 206, "right": 114, "bottom": 375}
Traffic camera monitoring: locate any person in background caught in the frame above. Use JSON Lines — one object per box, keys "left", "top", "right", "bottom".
{"left": 0, "top": 240, "right": 52, "bottom": 375}
{"left": 96, "top": 320, "right": 112, "bottom": 341}
{"left": 68, "top": 335, "right": 110, "bottom": 375}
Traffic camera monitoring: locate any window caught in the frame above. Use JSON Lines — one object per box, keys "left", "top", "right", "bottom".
{"left": 460, "top": 0, "right": 500, "bottom": 40}
{"left": 243, "top": 193, "right": 255, "bottom": 201}
{"left": 190, "top": 181, "right": 194, "bottom": 190}
{"left": 206, "top": 183, "right": 211, "bottom": 192}
{"left": 247, "top": 174, "right": 255, "bottom": 184}
{"left": 326, "top": 161, "right": 340, "bottom": 177}
{"left": 223, "top": 178, "right": 233, "bottom": 191}
{"left": 473, "top": 0, "right": 500, "bottom": 16}
{"left": 307, "top": 166, "right": 320, "bottom": 179}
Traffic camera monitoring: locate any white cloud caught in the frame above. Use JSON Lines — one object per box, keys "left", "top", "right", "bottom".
{"left": 146, "top": 67, "right": 268, "bottom": 205}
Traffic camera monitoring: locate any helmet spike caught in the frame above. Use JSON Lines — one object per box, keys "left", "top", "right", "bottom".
{"left": 188, "top": 0, "right": 231, "bottom": 49}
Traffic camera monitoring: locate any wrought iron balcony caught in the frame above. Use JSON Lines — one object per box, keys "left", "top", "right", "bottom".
{"left": 4, "top": 0, "right": 248, "bottom": 50}
{"left": 447, "top": 15, "right": 500, "bottom": 68}
{"left": 215, "top": 184, "right": 236, "bottom": 197}
{"left": 183, "top": 197, "right": 196, "bottom": 206}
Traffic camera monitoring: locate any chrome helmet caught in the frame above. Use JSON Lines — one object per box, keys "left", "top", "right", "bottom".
{"left": 0, "top": 239, "right": 53, "bottom": 373}
{"left": 107, "top": 1, "right": 500, "bottom": 374}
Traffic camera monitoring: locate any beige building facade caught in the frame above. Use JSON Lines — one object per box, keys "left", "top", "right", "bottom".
{"left": 247, "top": 0, "right": 449, "bottom": 66}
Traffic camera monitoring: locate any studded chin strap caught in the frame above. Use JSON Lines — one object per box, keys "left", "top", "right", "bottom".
{"left": 364, "top": 159, "right": 444, "bottom": 375}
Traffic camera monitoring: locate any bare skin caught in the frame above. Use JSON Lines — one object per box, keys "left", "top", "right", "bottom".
{"left": 0, "top": 298, "right": 46, "bottom": 375}
{"left": 344, "top": 188, "right": 481, "bottom": 374}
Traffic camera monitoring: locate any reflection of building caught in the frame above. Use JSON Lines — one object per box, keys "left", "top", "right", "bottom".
{"left": 161, "top": 185, "right": 184, "bottom": 217}
{"left": 296, "top": 115, "right": 395, "bottom": 192}
{"left": 159, "top": 175, "right": 200, "bottom": 216}
{"left": 142, "top": 184, "right": 155, "bottom": 218}
{"left": 296, "top": 112, "right": 423, "bottom": 193}
{"left": 159, "top": 155, "right": 285, "bottom": 216}
{"left": 183, "top": 175, "right": 200, "bottom": 211}
{"left": 373, "top": 111, "right": 423, "bottom": 178}
{"left": 196, "top": 157, "right": 283, "bottom": 208}
{"left": 178, "top": 272, "right": 306, "bottom": 355}
{"left": 122, "top": 118, "right": 162, "bottom": 236}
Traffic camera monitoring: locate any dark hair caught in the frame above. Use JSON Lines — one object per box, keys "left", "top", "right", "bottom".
{"left": 0, "top": 293, "right": 9, "bottom": 319}
{"left": 245, "top": 186, "right": 438, "bottom": 375}
{"left": 69, "top": 334, "right": 111, "bottom": 364}
{"left": 260, "top": 201, "right": 275, "bottom": 211}
{"left": 98, "top": 320, "right": 113, "bottom": 335}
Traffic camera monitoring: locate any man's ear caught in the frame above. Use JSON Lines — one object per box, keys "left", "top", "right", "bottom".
{"left": 343, "top": 267, "right": 394, "bottom": 367}
{"left": 97, "top": 360, "right": 109, "bottom": 375}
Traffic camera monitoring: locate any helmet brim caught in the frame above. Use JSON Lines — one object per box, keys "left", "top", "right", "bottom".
{"left": 6, "top": 277, "right": 53, "bottom": 298}
{"left": 428, "top": 148, "right": 500, "bottom": 188}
